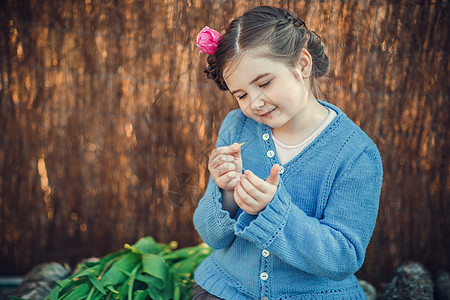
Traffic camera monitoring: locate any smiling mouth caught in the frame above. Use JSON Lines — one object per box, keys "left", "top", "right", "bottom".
{"left": 260, "top": 107, "right": 276, "bottom": 118}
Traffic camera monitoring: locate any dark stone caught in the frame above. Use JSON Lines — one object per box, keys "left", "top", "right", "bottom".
{"left": 434, "top": 270, "right": 450, "bottom": 300}
{"left": 381, "top": 261, "right": 434, "bottom": 300}
{"left": 8, "top": 262, "right": 71, "bottom": 300}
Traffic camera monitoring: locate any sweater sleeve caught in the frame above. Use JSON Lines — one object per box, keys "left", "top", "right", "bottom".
{"left": 193, "top": 110, "right": 242, "bottom": 249}
{"left": 234, "top": 145, "right": 383, "bottom": 281}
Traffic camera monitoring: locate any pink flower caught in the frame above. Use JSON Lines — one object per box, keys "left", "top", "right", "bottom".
{"left": 196, "top": 26, "right": 221, "bottom": 55}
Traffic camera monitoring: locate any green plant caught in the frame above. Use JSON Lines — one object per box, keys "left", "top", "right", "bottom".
{"left": 34, "top": 237, "right": 211, "bottom": 300}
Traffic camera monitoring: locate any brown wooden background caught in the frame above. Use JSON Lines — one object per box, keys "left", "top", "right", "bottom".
{"left": 1, "top": 0, "right": 448, "bottom": 289}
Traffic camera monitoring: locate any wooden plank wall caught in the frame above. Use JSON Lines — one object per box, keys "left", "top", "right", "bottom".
{"left": 1, "top": 0, "right": 448, "bottom": 288}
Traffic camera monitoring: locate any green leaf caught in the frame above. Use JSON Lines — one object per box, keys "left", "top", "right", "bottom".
{"left": 86, "top": 286, "right": 96, "bottom": 300}
{"left": 124, "top": 243, "right": 144, "bottom": 254}
{"left": 142, "top": 253, "right": 168, "bottom": 283}
{"left": 74, "top": 264, "right": 103, "bottom": 278}
{"left": 118, "top": 277, "right": 130, "bottom": 300}
{"left": 173, "top": 284, "right": 181, "bottom": 300}
{"left": 48, "top": 282, "right": 61, "bottom": 300}
{"left": 98, "top": 249, "right": 128, "bottom": 265}
{"left": 133, "top": 290, "right": 148, "bottom": 300}
{"left": 105, "top": 292, "right": 113, "bottom": 300}
{"left": 163, "top": 243, "right": 211, "bottom": 265}
{"left": 128, "top": 237, "right": 168, "bottom": 254}
{"left": 158, "top": 271, "right": 175, "bottom": 299}
{"left": 106, "top": 285, "right": 119, "bottom": 295}
{"left": 56, "top": 277, "right": 73, "bottom": 289}
{"left": 87, "top": 273, "right": 107, "bottom": 295}
{"left": 171, "top": 249, "right": 211, "bottom": 274}
{"left": 128, "top": 264, "right": 140, "bottom": 300}
{"left": 135, "top": 274, "right": 165, "bottom": 290}
{"left": 146, "top": 286, "right": 164, "bottom": 300}
{"left": 100, "top": 252, "right": 141, "bottom": 286}
{"left": 162, "top": 246, "right": 197, "bottom": 262}
{"left": 58, "top": 282, "right": 91, "bottom": 300}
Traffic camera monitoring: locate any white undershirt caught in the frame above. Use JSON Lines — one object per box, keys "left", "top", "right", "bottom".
{"left": 271, "top": 108, "right": 337, "bottom": 165}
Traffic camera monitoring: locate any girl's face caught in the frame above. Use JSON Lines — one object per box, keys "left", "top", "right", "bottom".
{"left": 223, "top": 50, "right": 315, "bottom": 131}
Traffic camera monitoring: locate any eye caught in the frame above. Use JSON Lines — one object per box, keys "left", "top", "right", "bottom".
{"left": 259, "top": 80, "right": 270, "bottom": 88}
{"left": 237, "top": 93, "right": 247, "bottom": 100}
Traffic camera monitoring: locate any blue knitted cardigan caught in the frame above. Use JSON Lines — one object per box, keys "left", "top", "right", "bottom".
{"left": 193, "top": 101, "right": 383, "bottom": 299}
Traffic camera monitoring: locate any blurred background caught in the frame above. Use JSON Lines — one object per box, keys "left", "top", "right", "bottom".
{"left": 0, "top": 0, "right": 448, "bottom": 292}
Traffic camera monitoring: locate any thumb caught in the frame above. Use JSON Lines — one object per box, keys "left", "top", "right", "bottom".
{"left": 231, "top": 142, "right": 242, "bottom": 159}
{"left": 266, "top": 164, "right": 280, "bottom": 186}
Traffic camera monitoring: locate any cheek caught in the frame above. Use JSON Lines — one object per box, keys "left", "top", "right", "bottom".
{"left": 237, "top": 101, "right": 251, "bottom": 114}
{"left": 279, "top": 81, "right": 304, "bottom": 101}
{"left": 237, "top": 101, "right": 261, "bottom": 121}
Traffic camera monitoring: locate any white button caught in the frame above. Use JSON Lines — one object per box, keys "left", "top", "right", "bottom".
{"left": 260, "top": 272, "right": 269, "bottom": 280}
{"left": 278, "top": 166, "right": 285, "bottom": 174}
{"left": 262, "top": 249, "right": 270, "bottom": 257}
{"left": 262, "top": 133, "right": 270, "bottom": 140}
{"left": 266, "top": 150, "right": 274, "bottom": 158}
{"left": 261, "top": 297, "right": 269, "bottom": 300}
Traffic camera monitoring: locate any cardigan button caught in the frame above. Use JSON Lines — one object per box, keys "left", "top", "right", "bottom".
{"left": 262, "top": 249, "right": 270, "bottom": 257}
{"left": 262, "top": 133, "right": 270, "bottom": 140}
{"left": 260, "top": 272, "right": 269, "bottom": 280}
{"left": 261, "top": 297, "right": 269, "bottom": 300}
{"left": 266, "top": 150, "right": 274, "bottom": 158}
{"left": 278, "top": 166, "right": 285, "bottom": 174}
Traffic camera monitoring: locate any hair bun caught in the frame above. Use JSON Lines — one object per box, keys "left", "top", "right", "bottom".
{"left": 307, "top": 30, "right": 329, "bottom": 78}
{"left": 205, "top": 55, "right": 228, "bottom": 91}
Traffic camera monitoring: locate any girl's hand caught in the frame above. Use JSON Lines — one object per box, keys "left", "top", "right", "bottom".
{"left": 234, "top": 164, "right": 280, "bottom": 215}
{"left": 208, "top": 143, "right": 243, "bottom": 191}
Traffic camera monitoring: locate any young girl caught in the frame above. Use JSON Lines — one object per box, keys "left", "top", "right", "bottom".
{"left": 193, "top": 6, "right": 383, "bottom": 299}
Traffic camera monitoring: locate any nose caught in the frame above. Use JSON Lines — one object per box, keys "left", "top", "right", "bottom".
{"left": 250, "top": 91, "right": 265, "bottom": 110}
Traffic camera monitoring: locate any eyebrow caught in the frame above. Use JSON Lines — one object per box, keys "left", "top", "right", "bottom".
{"left": 230, "top": 73, "right": 271, "bottom": 95}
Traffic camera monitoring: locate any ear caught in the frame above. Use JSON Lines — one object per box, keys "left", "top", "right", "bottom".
{"left": 295, "top": 49, "right": 313, "bottom": 79}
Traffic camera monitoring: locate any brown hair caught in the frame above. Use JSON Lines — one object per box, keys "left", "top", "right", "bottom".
{"left": 204, "top": 6, "right": 329, "bottom": 98}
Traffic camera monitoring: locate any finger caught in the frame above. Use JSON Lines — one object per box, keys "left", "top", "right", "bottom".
{"left": 230, "top": 142, "right": 242, "bottom": 159}
{"left": 209, "top": 146, "right": 235, "bottom": 161}
{"left": 209, "top": 160, "right": 231, "bottom": 175}
{"left": 243, "top": 169, "right": 272, "bottom": 194}
{"left": 266, "top": 164, "right": 280, "bottom": 186}
{"left": 222, "top": 170, "right": 238, "bottom": 182}
{"left": 240, "top": 174, "right": 265, "bottom": 200}
{"left": 211, "top": 143, "right": 242, "bottom": 158}
{"left": 208, "top": 154, "right": 234, "bottom": 171}
{"left": 208, "top": 157, "right": 234, "bottom": 177}
{"left": 217, "top": 162, "right": 237, "bottom": 176}
{"left": 234, "top": 181, "right": 258, "bottom": 214}
{"left": 216, "top": 171, "right": 240, "bottom": 192}
{"left": 227, "top": 176, "right": 239, "bottom": 188}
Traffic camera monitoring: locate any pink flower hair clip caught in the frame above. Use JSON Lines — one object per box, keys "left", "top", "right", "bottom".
{"left": 196, "top": 26, "right": 221, "bottom": 55}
